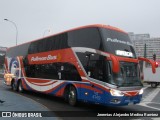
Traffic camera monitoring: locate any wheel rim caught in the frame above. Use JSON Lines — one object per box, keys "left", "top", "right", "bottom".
{"left": 152, "top": 83, "right": 156, "bottom": 87}
{"left": 12, "top": 82, "right": 16, "bottom": 91}
{"left": 68, "top": 87, "right": 76, "bottom": 105}
{"left": 19, "top": 82, "right": 22, "bottom": 92}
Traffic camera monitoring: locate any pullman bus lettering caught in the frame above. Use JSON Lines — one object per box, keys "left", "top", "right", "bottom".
{"left": 31, "top": 55, "right": 57, "bottom": 61}
{"left": 4, "top": 24, "right": 157, "bottom": 107}
{"left": 106, "top": 38, "right": 133, "bottom": 46}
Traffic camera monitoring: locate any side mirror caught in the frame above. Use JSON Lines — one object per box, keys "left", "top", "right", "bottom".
{"left": 138, "top": 57, "right": 156, "bottom": 73}
{"left": 155, "top": 62, "right": 159, "bottom": 68}
{"left": 110, "top": 54, "right": 120, "bottom": 73}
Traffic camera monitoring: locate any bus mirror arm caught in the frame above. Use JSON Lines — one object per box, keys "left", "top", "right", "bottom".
{"left": 110, "top": 54, "right": 120, "bottom": 73}
{"left": 138, "top": 57, "right": 156, "bottom": 73}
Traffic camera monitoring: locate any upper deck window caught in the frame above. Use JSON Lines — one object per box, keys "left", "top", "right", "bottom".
{"left": 68, "top": 27, "right": 102, "bottom": 50}
{"left": 28, "top": 33, "right": 68, "bottom": 54}
{"left": 6, "top": 43, "right": 30, "bottom": 57}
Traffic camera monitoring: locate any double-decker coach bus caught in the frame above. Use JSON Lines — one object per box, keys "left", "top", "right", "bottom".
{"left": 4, "top": 24, "right": 157, "bottom": 106}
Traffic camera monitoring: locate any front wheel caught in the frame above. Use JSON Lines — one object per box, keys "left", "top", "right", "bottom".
{"left": 151, "top": 82, "right": 157, "bottom": 88}
{"left": 68, "top": 86, "right": 77, "bottom": 106}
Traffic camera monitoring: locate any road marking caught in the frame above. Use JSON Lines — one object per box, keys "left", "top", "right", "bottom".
{"left": 139, "top": 102, "right": 160, "bottom": 111}
{"left": 152, "top": 118, "right": 160, "bottom": 120}
{"left": 132, "top": 119, "right": 160, "bottom": 120}
{"left": 143, "top": 85, "right": 149, "bottom": 90}
{"left": 142, "top": 88, "right": 160, "bottom": 102}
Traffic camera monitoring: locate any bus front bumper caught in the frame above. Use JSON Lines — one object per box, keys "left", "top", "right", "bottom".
{"left": 108, "top": 95, "right": 142, "bottom": 106}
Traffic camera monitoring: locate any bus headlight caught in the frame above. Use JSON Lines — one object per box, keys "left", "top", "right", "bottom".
{"left": 110, "top": 89, "right": 124, "bottom": 96}
{"left": 139, "top": 88, "right": 143, "bottom": 95}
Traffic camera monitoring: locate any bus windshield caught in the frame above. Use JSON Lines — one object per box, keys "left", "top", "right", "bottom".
{"left": 108, "top": 62, "right": 143, "bottom": 87}
{"left": 76, "top": 52, "right": 142, "bottom": 87}
{"left": 101, "top": 28, "right": 136, "bottom": 58}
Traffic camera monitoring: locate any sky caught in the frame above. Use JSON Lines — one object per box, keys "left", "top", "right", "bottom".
{"left": 0, "top": 0, "right": 160, "bottom": 47}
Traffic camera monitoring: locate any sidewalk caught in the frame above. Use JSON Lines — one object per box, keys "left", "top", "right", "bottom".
{"left": 0, "top": 79, "right": 59, "bottom": 120}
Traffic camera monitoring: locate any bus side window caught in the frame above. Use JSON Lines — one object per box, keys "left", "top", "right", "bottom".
{"left": 76, "top": 52, "right": 106, "bottom": 82}
{"left": 60, "top": 63, "right": 81, "bottom": 81}
{"left": 88, "top": 60, "right": 106, "bottom": 82}
{"left": 25, "top": 65, "right": 36, "bottom": 78}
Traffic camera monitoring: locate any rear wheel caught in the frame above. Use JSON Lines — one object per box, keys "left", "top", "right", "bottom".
{"left": 11, "top": 80, "right": 17, "bottom": 91}
{"left": 151, "top": 82, "right": 157, "bottom": 88}
{"left": 68, "top": 86, "right": 77, "bottom": 106}
{"left": 18, "top": 80, "right": 24, "bottom": 93}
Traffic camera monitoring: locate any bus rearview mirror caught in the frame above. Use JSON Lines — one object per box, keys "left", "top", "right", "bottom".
{"left": 138, "top": 57, "right": 156, "bottom": 73}
{"left": 110, "top": 54, "right": 120, "bottom": 73}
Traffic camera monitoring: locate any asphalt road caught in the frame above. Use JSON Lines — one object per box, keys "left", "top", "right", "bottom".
{"left": 1, "top": 79, "right": 160, "bottom": 120}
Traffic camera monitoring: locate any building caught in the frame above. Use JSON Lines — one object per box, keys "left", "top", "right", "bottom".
{"left": 128, "top": 32, "right": 150, "bottom": 41}
{"left": 129, "top": 33, "right": 160, "bottom": 61}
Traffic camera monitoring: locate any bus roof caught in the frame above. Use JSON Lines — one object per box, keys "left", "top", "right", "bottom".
{"left": 7, "top": 24, "right": 127, "bottom": 50}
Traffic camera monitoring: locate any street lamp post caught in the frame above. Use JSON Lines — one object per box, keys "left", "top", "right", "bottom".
{"left": 4, "top": 19, "right": 18, "bottom": 45}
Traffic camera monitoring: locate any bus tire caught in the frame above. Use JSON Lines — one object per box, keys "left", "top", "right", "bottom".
{"left": 68, "top": 85, "right": 77, "bottom": 106}
{"left": 18, "top": 80, "right": 24, "bottom": 93}
{"left": 11, "top": 79, "right": 17, "bottom": 91}
{"left": 151, "top": 82, "right": 157, "bottom": 88}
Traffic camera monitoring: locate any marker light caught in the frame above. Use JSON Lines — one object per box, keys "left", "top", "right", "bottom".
{"left": 139, "top": 88, "right": 143, "bottom": 95}
{"left": 110, "top": 89, "right": 124, "bottom": 96}
{"left": 155, "top": 62, "right": 158, "bottom": 68}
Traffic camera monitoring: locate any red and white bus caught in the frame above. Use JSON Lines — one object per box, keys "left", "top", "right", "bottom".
{"left": 4, "top": 24, "right": 156, "bottom": 106}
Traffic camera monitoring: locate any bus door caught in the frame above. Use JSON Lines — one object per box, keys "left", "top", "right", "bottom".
{"left": 85, "top": 55, "right": 107, "bottom": 104}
